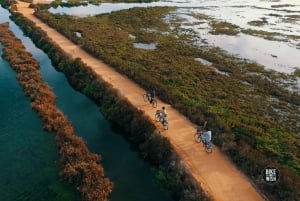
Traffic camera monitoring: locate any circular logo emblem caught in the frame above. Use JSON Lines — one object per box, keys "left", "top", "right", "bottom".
{"left": 262, "top": 166, "right": 280, "bottom": 184}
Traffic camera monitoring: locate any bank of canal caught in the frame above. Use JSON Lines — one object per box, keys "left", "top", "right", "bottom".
{"left": 0, "top": 6, "right": 171, "bottom": 201}
{"left": 0, "top": 44, "right": 80, "bottom": 201}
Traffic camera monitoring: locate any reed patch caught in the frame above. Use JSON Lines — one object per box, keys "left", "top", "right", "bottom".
{"left": 0, "top": 22, "right": 113, "bottom": 201}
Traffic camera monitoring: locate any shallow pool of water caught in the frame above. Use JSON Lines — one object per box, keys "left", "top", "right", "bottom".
{"left": 49, "top": 0, "right": 300, "bottom": 74}
{"left": 173, "top": 7, "right": 300, "bottom": 74}
{"left": 49, "top": 0, "right": 300, "bottom": 36}
{"left": 134, "top": 42, "right": 156, "bottom": 50}
{"left": 194, "top": 57, "right": 212, "bottom": 66}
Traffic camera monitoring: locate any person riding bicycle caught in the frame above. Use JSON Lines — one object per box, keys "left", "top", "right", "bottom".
{"left": 202, "top": 128, "right": 212, "bottom": 145}
{"left": 162, "top": 106, "right": 167, "bottom": 118}
{"left": 147, "top": 89, "right": 155, "bottom": 103}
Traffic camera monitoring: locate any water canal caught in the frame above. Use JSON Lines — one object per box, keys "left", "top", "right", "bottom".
{"left": 0, "top": 44, "right": 79, "bottom": 201}
{"left": 0, "top": 6, "right": 171, "bottom": 201}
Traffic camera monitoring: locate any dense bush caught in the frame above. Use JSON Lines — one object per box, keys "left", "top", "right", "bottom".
{"left": 0, "top": 0, "right": 15, "bottom": 8}
{"left": 0, "top": 22, "right": 113, "bottom": 201}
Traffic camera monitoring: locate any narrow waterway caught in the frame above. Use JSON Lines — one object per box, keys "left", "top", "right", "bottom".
{"left": 0, "top": 45, "right": 79, "bottom": 201}
{"left": 0, "top": 6, "right": 171, "bottom": 201}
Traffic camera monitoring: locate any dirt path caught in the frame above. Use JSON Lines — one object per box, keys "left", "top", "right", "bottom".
{"left": 15, "top": 2, "right": 265, "bottom": 201}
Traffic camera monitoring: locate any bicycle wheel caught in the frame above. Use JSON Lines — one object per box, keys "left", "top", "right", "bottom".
{"left": 143, "top": 94, "right": 148, "bottom": 102}
{"left": 163, "top": 121, "right": 168, "bottom": 130}
{"left": 194, "top": 134, "right": 202, "bottom": 143}
{"left": 155, "top": 112, "right": 161, "bottom": 122}
{"left": 152, "top": 99, "right": 157, "bottom": 108}
{"left": 205, "top": 142, "right": 213, "bottom": 153}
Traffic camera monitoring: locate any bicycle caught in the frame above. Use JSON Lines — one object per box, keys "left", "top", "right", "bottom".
{"left": 155, "top": 110, "right": 162, "bottom": 122}
{"left": 143, "top": 93, "right": 157, "bottom": 108}
{"left": 195, "top": 133, "right": 213, "bottom": 153}
{"left": 194, "top": 121, "right": 207, "bottom": 143}
{"left": 155, "top": 110, "right": 168, "bottom": 130}
{"left": 203, "top": 140, "right": 213, "bottom": 153}
{"left": 194, "top": 121, "right": 213, "bottom": 153}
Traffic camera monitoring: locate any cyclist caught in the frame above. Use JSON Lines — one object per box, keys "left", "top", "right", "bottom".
{"left": 202, "top": 128, "right": 212, "bottom": 145}
{"left": 147, "top": 89, "right": 155, "bottom": 103}
{"left": 162, "top": 106, "right": 167, "bottom": 118}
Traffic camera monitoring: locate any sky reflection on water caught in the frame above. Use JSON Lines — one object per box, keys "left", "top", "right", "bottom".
{"left": 134, "top": 42, "right": 156, "bottom": 50}
{"left": 49, "top": 0, "right": 300, "bottom": 74}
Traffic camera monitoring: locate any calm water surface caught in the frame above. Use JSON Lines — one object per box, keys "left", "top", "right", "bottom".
{"left": 0, "top": 45, "right": 79, "bottom": 201}
{"left": 1, "top": 7, "right": 78, "bottom": 201}
{"left": 0, "top": 6, "right": 171, "bottom": 201}
{"left": 49, "top": 0, "right": 300, "bottom": 74}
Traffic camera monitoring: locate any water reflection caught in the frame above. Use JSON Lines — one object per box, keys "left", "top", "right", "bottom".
{"left": 48, "top": 0, "right": 300, "bottom": 74}
{"left": 49, "top": 0, "right": 300, "bottom": 36}
{"left": 75, "top": 31, "right": 82, "bottom": 37}
{"left": 134, "top": 42, "right": 156, "bottom": 50}
{"left": 49, "top": 2, "right": 161, "bottom": 16}
{"left": 0, "top": 5, "right": 10, "bottom": 22}
{"left": 194, "top": 58, "right": 230, "bottom": 75}
{"left": 0, "top": 33, "right": 79, "bottom": 201}
{"left": 194, "top": 57, "right": 212, "bottom": 66}
{"left": 172, "top": 8, "right": 300, "bottom": 73}
{"left": 37, "top": 40, "right": 171, "bottom": 201}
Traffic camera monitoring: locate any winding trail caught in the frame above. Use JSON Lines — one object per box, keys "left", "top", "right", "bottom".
{"left": 15, "top": 1, "right": 265, "bottom": 201}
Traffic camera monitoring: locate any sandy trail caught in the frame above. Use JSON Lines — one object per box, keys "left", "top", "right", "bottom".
{"left": 14, "top": 2, "right": 265, "bottom": 201}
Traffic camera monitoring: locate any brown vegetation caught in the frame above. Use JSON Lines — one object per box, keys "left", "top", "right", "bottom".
{"left": 209, "top": 21, "right": 239, "bottom": 35}
{"left": 0, "top": 22, "right": 113, "bottom": 201}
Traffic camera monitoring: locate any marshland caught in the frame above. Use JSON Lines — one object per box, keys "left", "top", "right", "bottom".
{"left": 1, "top": 0, "right": 300, "bottom": 201}
{"left": 0, "top": 5, "right": 175, "bottom": 201}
